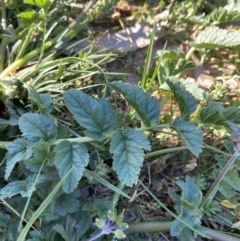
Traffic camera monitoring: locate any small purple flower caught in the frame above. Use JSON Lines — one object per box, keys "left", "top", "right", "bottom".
{"left": 230, "top": 130, "right": 240, "bottom": 136}
{"left": 75, "top": 224, "right": 82, "bottom": 230}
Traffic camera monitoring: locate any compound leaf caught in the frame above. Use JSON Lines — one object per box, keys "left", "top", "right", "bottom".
{"left": 165, "top": 77, "right": 197, "bottom": 120}
{"left": 111, "top": 81, "right": 159, "bottom": 126}
{"left": 5, "top": 138, "right": 32, "bottom": 180}
{"left": 64, "top": 89, "right": 117, "bottom": 141}
{"left": 18, "top": 113, "right": 57, "bottom": 144}
{"left": 171, "top": 119, "right": 203, "bottom": 157}
{"left": 193, "top": 26, "right": 240, "bottom": 48}
{"left": 54, "top": 141, "right": 89, "bottom": 193}
{"left": 110, "top": 129, "right": 151, "bottom": 187}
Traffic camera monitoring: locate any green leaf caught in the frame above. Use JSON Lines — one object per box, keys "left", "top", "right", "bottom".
{"left": 165, "top": 77, "right": 197, "bottom": 119}
{"left": 18, "top": 113, "right": 57, "bottom": 144}
{"left": 52, "top": 224, "right": 72, "bottom": 241}
{"left": 54, "top": 191, "right": 80, "bottom": 216}
{"left": 210, "top": 6, "right": 240, "bottom": 23}
{"left": 170, "top": 207, "right": 203, "bottom": 241}
{"left": 174, "top": 58, "right": 195, "bottom": 75}
{"left": 223, "top": 107, "right": 240, "bottom": 123}
{"left": 18, "top": 11, "right": 40, "bottom": 26}
{"left": 0, "top": 175, "right": 44, "bottom": 199}
{"left": 32, "top": 139, "right": 50, "bottom": 161}
{"left": 176, "top": 176, "right": 202, "bottom": 207}
{"left": 180, "top": 79, "right": 204, "bottom": 101}
{"left": 54, "top": 140, "right": 89, "bottom": 193}
{"left": 5, "top": 138, "right": 32, "bottom": 180}
{"left": 27, "top": 230, "right": 45, "bottom": 241}
{"left": 64, "top": 89, "right": 117, "bottom": 141}
{"left": 225, "top": 169, "right": 240, "bottom": 191}
{"left": 156, "top": 49, "right": 185, "bottom": 60}
{"left": 200, "top": 102, "right": 226, "bottom": 126}
{"left": 171, "top": 119, "right": 203, "bottom": 157}
{"left": 192, "top": 26, "right": 240, "bottom": 48}
{"left": 17, "top": 169, "right": 72, "bottom": 241}
{"left": 218, "top": 179, "right": 235, "bottom": 198}
{"left": 75, "top": 216, "right": 92, "bottom": 236}
{"left": 111, "top": 81, "right": 160, "bottom": 126}
{"left": 24, "top": 0, "right": 52, "bottom": 10}
{"left": 83, "top": 198, "right": 112, "bottom": 217}
{"left": 110, "top": 129, "right": 151, "bottom": 186}
{"left": 160, "top": 59, "right": 194, "bottom": 77}
{"left": 29, "top": 88, "right": 53, "bottom": 114}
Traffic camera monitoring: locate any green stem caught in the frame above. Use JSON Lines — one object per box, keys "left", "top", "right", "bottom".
{"left": 0, "top": 0, "right": 7, "bottom": 72}
{"left": 144, "top": 146, "right": 188, "bottom": 158}
{"left": 112, "top": 182, "right": 125, "bottom": 207}
{"left": 186, "top": 46, "right": 196, "bottom": 61}
{"left": 199, "top": 151, "right": 239, "bottom": 209}
{"left": 127, "top": 221, "right": 240, "bottom": 241}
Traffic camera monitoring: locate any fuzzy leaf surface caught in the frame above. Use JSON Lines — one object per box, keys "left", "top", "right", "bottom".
{"left": 165, "top": 77, "right": 197, "bottom": 119}
{"left": 55, "top": 191, "right": 80, "bottom": 216}
{"left": 111, "top": 81, "right": 159, "bottom": 126}
{"left": 0, "top": 175, "right": 44, "bottom": 199}
{"left": 110, "top": 129, "right": 151, "bottom": 186}
{"left": 64, "top": 89, "right": 117, "bottom": 140}
{"left": 200, "top": 103, "right": 226, "bottom": 126}
{"left": 171, "top": 119, "right": 203, "bottom": 157}
{"left": 225, "top": 169, "right": 240, "bottom": 191}
{"left": 5, "top": 138, "right": 32, "bottom": 180}
{"left": 32, "top": 139, "right": 50, "bottom": 162}
{"left": 193, "top": 26, "right": 240, "bottom": 48}
{"left": 54, "top": 141, "right": 89, "bottom": 193}
{"left": 180, "top": 79, "right": 204, "bottom": 101}
{"left": 219, "top": 179, "right": 235, "bottom": 198}
{"left": 223, "top": 107, "right": 240, "bottom": 123}
{"left": 176, "top": 176, "right": 202, "bottom": 207}
{"left": 52, "top": 224, "right": 72, "bottom": 241}
{"left": 18, "top": 113, "right": 57, "bottom": 144}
